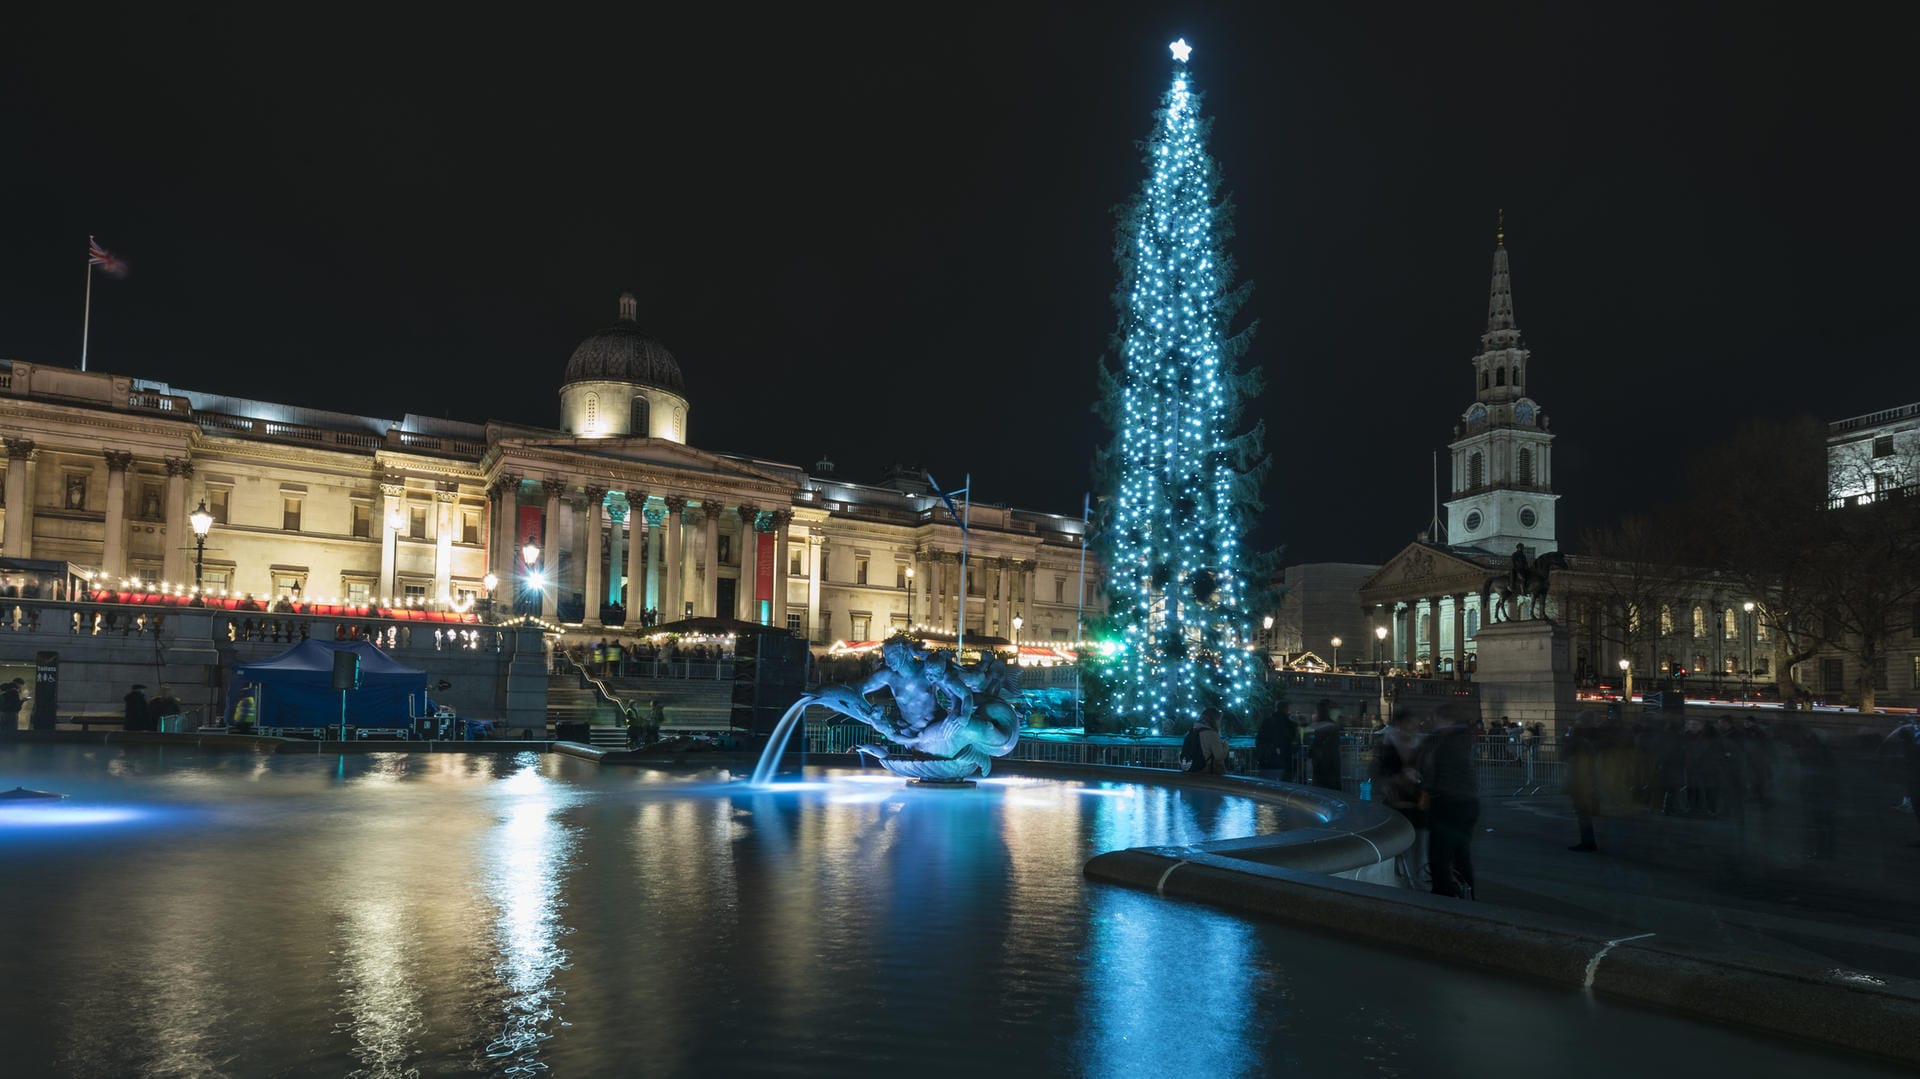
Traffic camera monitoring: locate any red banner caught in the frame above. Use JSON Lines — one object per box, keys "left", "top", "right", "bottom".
{"left": 756, "top": 533, "right": 775, "bottom": 614}
{"left": 517, "top": 506, "right": 545, "bottom": 566}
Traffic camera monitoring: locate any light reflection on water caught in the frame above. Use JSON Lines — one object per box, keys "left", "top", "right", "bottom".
{"left": 481, "top": 753, "right": 580, "bottom": 1075}
{"left": 0, "top": 746, "right": 1904, "bottom": 1079}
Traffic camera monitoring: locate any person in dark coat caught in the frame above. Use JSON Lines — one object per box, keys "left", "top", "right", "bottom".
{"left": 1254, "top": 708, "right": 1297, "bottom": 780}
{"left": 0, "top": 678, "right": 25, "bottom": 732}
{"left": 123, "top": 684, "right": 150, "bottom": 732}
{"left": 1564, "top": 714, "right": 1604, "bottom": 851}
{"left": 148, "top": 685, "right": 182, "bottom": 731}
{"left": 1308, "top": 699, "right": 1343, "bottom": 791}
{"left": 1420, "top": 714, "right": 1480, "bottom": 897}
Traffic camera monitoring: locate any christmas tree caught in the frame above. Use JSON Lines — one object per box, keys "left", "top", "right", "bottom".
{"left": 1092, "top": 39, "right": 1273, "bottom": 731}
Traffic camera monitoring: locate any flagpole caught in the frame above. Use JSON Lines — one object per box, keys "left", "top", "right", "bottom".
{"left": 955, "top": 473, "right": 971, "bottom": 659}
{"left": 80, "top": 250, "right": 95, "bottom": 372}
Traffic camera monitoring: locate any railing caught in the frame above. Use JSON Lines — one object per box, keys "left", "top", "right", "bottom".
{"left": 126, "top": 390, "right": 190, "bottom": 413}
{"left": 224, "top": 615, "right": 503, "bottom": 653}
{"left": 196, "top": 412, "right": 386, "bottom": 454}
{"left": 0, "top": 602, "right": 167, "bottom": 636}
{"left": 1829, "top": 402, "right": 1920, "bottom": 433}
{"left": 388, "top": 429, "right": 487, "bottom": 458}
{"left": 1829, "top": 484, "right": 1918, "bottom": 509}
{"left": 592, "top": 658, "right": 736, "bottom": 680}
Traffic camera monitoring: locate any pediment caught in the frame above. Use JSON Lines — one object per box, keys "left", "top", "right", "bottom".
{"left": 1358, "top": 543, "right": 1504, "bottom": 601}
{"left": 497, "top": 436, "right": 801, "bottom": 493}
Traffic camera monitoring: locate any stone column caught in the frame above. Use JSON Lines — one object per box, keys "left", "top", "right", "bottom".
{"left": 700, "top": 503, "right": 720, "bottom": 617}
{"left": 581, "top": 487, "right": 606, "bottom": 625}
{"left": 0, "top": 439, "right": 31, "bottom": 558}
{"left": 606, "top": 501, "right": 628, "bottom": 609}
{"left": 492, "top": 473, "right": 520, "bottom": 585}
{"left": 772, "top": 510, "right": 791, "bottom": 630}
{"left": 1022, "top": 560, "right": 1037, "bottom": 628}
{"left": 995, "top": 558, "right": 1011, "bottom": 638}
{"left": 434, "top": 483, "right": 458, "bottom": 604}
{"left": 625, "top": 494, "right": 649, "bottom": 618}
{"left": 162, "top": 456, "right": 192, "bottom": 583}
{"left": 662, "top": 495, "right": 688, "bottom": 621}
{"left": 102, "top": 450, "right": 132, "bottom": 577}
{"left": 1451, "top": 591, "right": 1468, "bottom": 679}
{"left": 380, "top": 477, "right": 404, "bottom": 600}
{"left": 805, "top": 534, "right": 823, "bottom": 640}
{"left": 541, "top": 478, "right": 566, "bottom": 621}
{"left": 735, "top": 504, "right": 759, "bottom": 622}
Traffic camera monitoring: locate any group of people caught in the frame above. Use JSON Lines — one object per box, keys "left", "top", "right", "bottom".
{"left": 564, "top": 637, "right": 734, "bottom": 676}
{"left": 121, "top": 683, "right": 184, "bottom": 731}
{"left": 1368, "top": 708, "right": 1483, "bottom": 898}
{"left": 1248, "top": 700, "right": 1347, "bottom": 790}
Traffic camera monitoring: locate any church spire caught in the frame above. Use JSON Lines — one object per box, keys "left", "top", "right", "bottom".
{"left": 1483, "top": 210, "right": 1518, "bottom": 346}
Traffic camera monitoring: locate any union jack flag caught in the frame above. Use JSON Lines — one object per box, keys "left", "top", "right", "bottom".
{"left": 88, "top": 236, "right": 127, "bottom": 277}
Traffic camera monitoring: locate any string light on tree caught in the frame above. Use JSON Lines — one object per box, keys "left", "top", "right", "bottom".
{"left": 1091, "top": 37, "right": 1275, "bottom": 730}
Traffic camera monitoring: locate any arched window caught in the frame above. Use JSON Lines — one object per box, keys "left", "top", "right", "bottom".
{"left": 1659, "top": 605, "right": 1674, "bottom": 635}
{"left": 672, "top": 406, "right": 683, "bottom": 437}
{"left": 630, "top": 396, "right": 651, "bottom": 436}
{"left": 1468, "top": 452, "right": 1484, "bottom": 488}
{"left": 1628, "top": 603, "right": 1641, "bottom": 633}
{"left": 1724, "top": 608, "right": 1738, "bottom": 640}
{"left": 1495, "top": 366, "right": 1506, "bottom": 386}
{"left": 1692, "top": 607, "right": 1707, "bottom": 638}
{"left": 1512, "top": 364, "right": 1522, "bottom": 386}
{"left": 1693, "top": 653, "right": 1707, "bottom": 674}
{"left": 583, "top": 393, "right": 598, "bottom": 433}
{"left": 1516, "top": 447, "right": 1533, "bottom": 485}
{"left": 1481, "top": 370, "right": 1489, "bottom": 390}
{"left": 1467, "top": 608, "right": 1480, "bottom": 638}
{"left": 1756, "top": 616, "right": 1769, "bottom": 642}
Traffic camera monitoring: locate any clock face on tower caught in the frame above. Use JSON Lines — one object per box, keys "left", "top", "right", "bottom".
{"left": 1466, "top": 404, "right": 1488, "bottom": 433}
{"left": 1515, "top": 400, "right": 1536, "bottom": 426}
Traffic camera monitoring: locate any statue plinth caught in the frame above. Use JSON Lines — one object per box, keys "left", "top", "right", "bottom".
{"left": 1471, "top": 620, "right": 1578, "bottom": 736}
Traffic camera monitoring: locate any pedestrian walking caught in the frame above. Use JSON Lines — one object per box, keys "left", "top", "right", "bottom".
{"left": 1565, "top": 714, "right": 1603, "bottom": 852}
{"left": 1254, "top": 707, "right": 1294, "bottom": 781}
{"left": 1420, "top": 712, "right": 1480, "bottom": 898}
{"left": 1308, "top": 699, "right": 1343, "bottom": 791}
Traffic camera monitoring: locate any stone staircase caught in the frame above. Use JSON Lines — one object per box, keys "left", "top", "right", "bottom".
{"left": 603, "top": 675, "right": 737, "bottom": 729}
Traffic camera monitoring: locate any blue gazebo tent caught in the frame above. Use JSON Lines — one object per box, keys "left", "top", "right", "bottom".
{"left": 234, "top": 639, "right": 428, "bottom": 729}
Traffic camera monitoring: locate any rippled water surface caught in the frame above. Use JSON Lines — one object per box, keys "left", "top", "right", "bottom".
{"left": 0, "top": 744, "right": 1897, "bottom": 1078}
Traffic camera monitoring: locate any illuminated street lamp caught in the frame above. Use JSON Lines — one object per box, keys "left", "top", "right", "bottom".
{"left": 1742, "top": 600, "right": 1756, "bottom": 700}
{"left": 1331, "top": 636, "right": 1343, "bottom": 672}
{"left": 482, "top": 572, "right": 499, "bottom": 623}
{"left": 188, "top": 499, "right": 214, "bottom": 605}
{"left": 905, "top": 565, "right": 915, "bottom": 628}
{"left": 1619, "top": 656, "right": 1633, "bottom": 705}
{"left": 1012, "top": 614, "right": 1023, "bottom": 650}
{"left": 520, "top": 536, "right": 542, "bottom": 614}
{"left": 1375, "top": 624, "right": 1388, "bottom": 673}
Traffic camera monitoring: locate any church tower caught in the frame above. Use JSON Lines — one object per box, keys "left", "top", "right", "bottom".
{"left": 1443, "top": 214, "right": 1558, "bottom": 555}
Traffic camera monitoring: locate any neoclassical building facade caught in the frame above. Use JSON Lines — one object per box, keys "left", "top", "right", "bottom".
{"left": 0, "top": 293, "right": 1101, "bottom": 649}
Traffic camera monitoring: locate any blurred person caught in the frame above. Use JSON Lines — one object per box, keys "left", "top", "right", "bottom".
{"left": 1741, "top": 715, "right": 1774, "bottom": 806}
{"left": 1785, "top": 722, "right": 1838, "bottom": 860}
{"left": 1682, "top": 717, "right": 1724, "bottom": 817}
{"left": 1254, "top": 706, "right": 1297, "bottom": 781}
{"left": 1654, "top": 717, "right": 1687, "bottom": 814}
{"left": 1420, "top": 710, "right": 1480, "bottom": 898}
{"left": 1374, "top": 710, "right": 1428, "bottom": 883}
{"left": 123, "top": 683, "right": 150, "bottom": 732}
{"left": 1180, "top": 709, "right": 1228, "bottom": 774}
{"left": 1308, "top": 699, "right": 1343, "bottom": 791}
{"left": 1564, "top": 713, "right": 1604, "bottom": 852}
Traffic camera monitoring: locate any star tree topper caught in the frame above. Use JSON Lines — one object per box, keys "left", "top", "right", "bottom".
{"left": 1169, "top": 38, "right": 1192, "bottom": 63}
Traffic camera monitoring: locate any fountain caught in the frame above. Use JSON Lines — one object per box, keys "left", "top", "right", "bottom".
{"left": 751, "top": 638, "right": 1026, "bottom": 786}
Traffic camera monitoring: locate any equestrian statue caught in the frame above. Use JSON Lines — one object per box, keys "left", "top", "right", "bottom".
{"left": 1481, "top": 545, "right": 1568, "bottom": 623}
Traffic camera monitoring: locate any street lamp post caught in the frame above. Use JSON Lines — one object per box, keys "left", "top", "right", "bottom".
{"left": 1375, "top": 624, "right": 1388, "bottom": 673}
{"left": 905, "top": 565, "right": 915, "bottom": 629}
{"left": 1619, "top": 657, "right": 1633, "bottom": 707}
{"left": 1742, "top": 600, "right": 1756, "bottom": 701}
{"left": 1012, "top": 614, "right": 1022, "bottom": 651}
{"left": 482, "top": 572, "right": 499, "bottom": 623}
{"left": 521, "top": 536, "right": 542, "bottom": 616}
{"left": 1331, "top": 636, "right": 1342, "bottom": 672}
{"left": 188, "top": 499, "right": 213, "bottom": 605}
{"left": 1262, "top": 614, "right": 1274, "bottom": 651}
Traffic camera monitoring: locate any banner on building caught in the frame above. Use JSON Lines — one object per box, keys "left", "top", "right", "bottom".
{"left": 756, "top": 533, "right": 775, "bottom": 617}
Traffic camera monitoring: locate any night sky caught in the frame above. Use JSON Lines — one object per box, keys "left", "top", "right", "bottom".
{"left": 3, "top": 4, "right": 1913, "bottom": 564}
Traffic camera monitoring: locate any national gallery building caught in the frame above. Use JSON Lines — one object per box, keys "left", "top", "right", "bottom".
{"left": 0, "top": 293, "right": 1102, "bottom": 650}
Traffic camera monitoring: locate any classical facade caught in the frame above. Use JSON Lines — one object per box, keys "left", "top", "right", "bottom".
{"left": 1811, "top": 402, "right": 1920, "bottom": 705}
{"left": 0, "top": 293, "right": 1101, "bottom": 650}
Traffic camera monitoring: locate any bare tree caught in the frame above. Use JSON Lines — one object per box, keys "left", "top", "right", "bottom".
{"left": 1810, "top": 441, "right": 1920, "bottom": 712}
{"left": 1684, "top": 417, "right": 1831, "bottom": 705}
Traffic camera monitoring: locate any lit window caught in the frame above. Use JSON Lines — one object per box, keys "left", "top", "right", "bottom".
{"left": 1692, "top": 607, "right": 1706, "bottom": 638}
{"left": 1724, "top": 608, "right": 1737, "bottom": 641}
{"left": 1659, "top": 605, "right": 1674, "bottom": 635}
